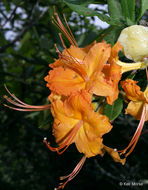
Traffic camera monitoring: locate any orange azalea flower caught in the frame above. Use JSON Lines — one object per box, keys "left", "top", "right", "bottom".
{"left": 44, "top": 42, "right": 115, "bottom": 100}
{"left": 45, "top": 90, "right": 112, "bottom": 157}
{"left": 119, "top": 79, "right": 147, "bottom": 157}
{"left": 44, "top": 10, "right": 122, "bottom": 105}
{"left": 121, "top": 79, "right": 148, "bottom": 120}
{"left": 43, "top": 90, "right": 125, "bottom": 189}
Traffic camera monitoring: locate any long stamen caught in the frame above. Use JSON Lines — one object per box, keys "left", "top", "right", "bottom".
{"left": 52, "top": 7, "right": 78, "bottom": 47}
{"left": 43, "top": 120, "right": 83, "bottom": 155}
{"left": 52, "top": 9, "right": 89, "bottom": 82}
{"left": 56, "top": 156, "right": 86, "bottom": 190}
{"left": 118, "top": 103, "right": 146, "bottom": 157}
{"left": 56, "top": 33, "right": 89, "bottom": 82}
{"left": 54, "top": 44, "right": 62, "bottom": 56}
{"left": 4, "top": 85, "right": 50, "bottom": 111}
{"left": 60, "top": 54, "right": 89, "bottom": 82}
{"left": 63, "top": 14, "right": 77, "bottom": 47}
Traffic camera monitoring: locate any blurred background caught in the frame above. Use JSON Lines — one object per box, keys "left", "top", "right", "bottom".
{"left": 0, "top": 0, "right": 148, "bottom": 189}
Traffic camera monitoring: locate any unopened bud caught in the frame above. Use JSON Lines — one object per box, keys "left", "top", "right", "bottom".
{"left": 118, "top": 25, "right": 148, "bottom": 61}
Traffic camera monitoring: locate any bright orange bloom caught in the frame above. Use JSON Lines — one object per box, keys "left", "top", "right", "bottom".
{"left": 43, "top": 90, "right": 125, "bottom": 189}
{"left": 46, "top": 90, "right": 112, "bottom": 158}
{"left": 121, "top": 79, "right": 148, "bottom": 120}
{"left": 118, "top": 79, "right": 147, "bottom": 157}
{"left": 45, "top": 41, "right": 122, "bottom": 105}
{"left": 44, "top": 10, "right": 122, "bottom": 105}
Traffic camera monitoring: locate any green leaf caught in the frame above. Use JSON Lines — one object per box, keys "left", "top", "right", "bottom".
{"left": 120, "top": 0, "right": 135, "bottom": 23}
{"left": 64, "top": 2, "right": 123, "bottom": 26}
{"left": 101, "top": 26, "right": 122, "bottom": 45}
{"left": 125, "top": 17, "right": 135, "bottom": 26}
{"left": 38, "top": 115, "right": 53, "bottom": 129}
{"left": 104, "top": 97, "right": 123, "bottom": 121}
{"left": 19, "top": 31, "right": 31, "bottom": 50}
{"left": 77, "top": 30, "right": 99, "bottom": 47}
{"left": 3, "top": 0, "right": 11, "bottom": 12}
{"left": 137, "top": 0, "right": 148, "bottom": 21}
{"left": 107, "top": 0, "right": 123, "bottom": 19}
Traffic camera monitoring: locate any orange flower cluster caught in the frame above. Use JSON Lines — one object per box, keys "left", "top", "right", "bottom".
{"left": 42, "top": 11, "right": 125, "bottom": 189}
{"left": 4, "top": 10, "right": 148, "bottom": 190}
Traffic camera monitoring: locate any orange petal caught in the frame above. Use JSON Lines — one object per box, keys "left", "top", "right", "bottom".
{"left": 64, "top": 90, "right": 112, "bottom": 136}
{"left": 125, "top": 101, "right": 144, "bottom": 120}
{"left": 63, "top": 45, "right": 87, "bottom": 60}
{"left": 75, "top": 110, "right": 112, "bottom": 158}
{"left": 44, "top": 67, "right": 85, "bottom": 96}
{"left": 67, "top": 91, "right": 112, "bottom": 157}
{"left": 102, "top": 64, "right": 110, "bottom": 77}
{"left": 84, "top": 41, "right": 111, "bottom": 76}
{"left": 64, "top": 90, "right": 92, "bottom": 120}
{"left": 86, "top": 72, "right": 114, "bottom": 97}
{"left": 50, "top": 97, "right": 79, "bottom": 145}
{"left": 106, "top": 83, "right": 119, "bottom": 105}
{"left": 107, "top": 42, "right": 122, "bottom": 104}
{"left": 75, "top": 130, "right": 104, "bottom": 158}
{"left": 121, "top": 79, "right": 146, "bottom": 102}
{"left": 108, "top": 42, "right": 122, "bottom": 76}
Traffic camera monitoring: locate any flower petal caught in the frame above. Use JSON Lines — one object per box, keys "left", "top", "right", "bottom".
{"left": 84, "top": 41, "right": 111, "bottom": 76}
{"left": 44, "top": 67, "right": 85, "bottom": 96}
{"left": 125, "top": 101, "right": 144, "bottom": 120}
{"left": 86, "top": 72, "right": 114, "bottom": 97}
{"left": 75, "top": 130, "right": 104, "bottom": 158}
{"left": 107, "top": 42, "right": 122, "bottom": 104}
{"left": 121, "top": 79, "right": 146, "bottom": 102}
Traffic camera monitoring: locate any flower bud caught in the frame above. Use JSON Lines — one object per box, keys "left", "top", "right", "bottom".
{"left": 118, "top": 25, "right": 148, "bottom": 61}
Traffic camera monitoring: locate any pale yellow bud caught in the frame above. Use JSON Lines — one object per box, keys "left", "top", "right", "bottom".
{"left": 118, "top": 25, "right": 148, "bottom": 61}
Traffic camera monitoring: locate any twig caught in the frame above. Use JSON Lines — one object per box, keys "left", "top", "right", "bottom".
{"left": 0, "top": 6, "right": 18, "bottom": 29}
{"left": 0, "top": 7, "right": 48, "bottom": 53}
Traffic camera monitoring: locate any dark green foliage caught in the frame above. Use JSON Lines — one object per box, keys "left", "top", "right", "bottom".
{"left": 0, "top": 0, "right": 148, "bottom": 190}
{"left": 104, "top": 97, "right": 123, "bottom": 121}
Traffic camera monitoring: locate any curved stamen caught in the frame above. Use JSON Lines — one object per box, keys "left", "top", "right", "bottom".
{"left": 51, "top": 9, "right": 89, "bottom": 82}
{"left": 56, "top": 156, "right": 86, "bottom": 190}
{"left": 60, "top": 54, "right": 89, "bottom": 82}
{"left": 52, "top": 7, "right": 78, "bottom": 47}
{"left": 4, "top": 85, "right": 50, "bottom": 111}
{"left": 118, "top": 103, "right": 146, "bottom": 157}
{"left": 43, "top": 120, "right": 83, "bottom": 155}
{"left": 63, "top": 13, "right": 77, "bottom": 46}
